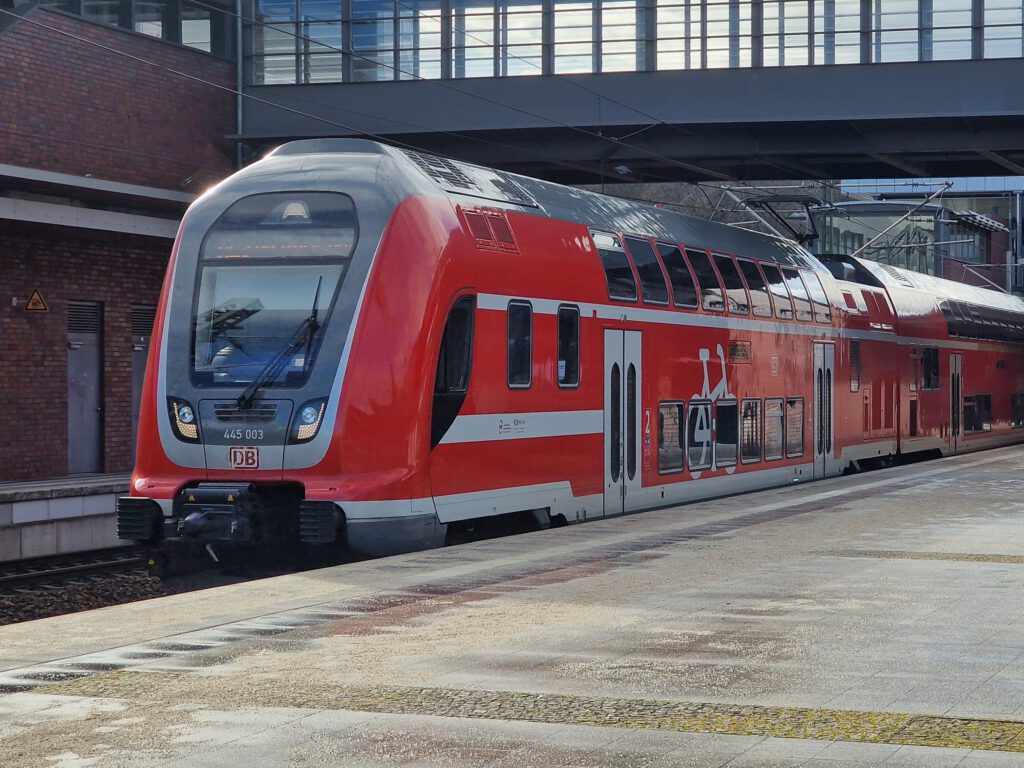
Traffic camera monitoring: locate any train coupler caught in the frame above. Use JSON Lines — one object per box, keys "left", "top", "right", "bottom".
{"left": 175, "top": 483, "right": 257, "bottom": 542}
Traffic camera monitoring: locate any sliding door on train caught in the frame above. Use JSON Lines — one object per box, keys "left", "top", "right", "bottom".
{"left": 950, "top": 353, "right": 963, "bottom": 453}
{"left": 813, "top": 342, "right": 836, "bottom": 479}
{"left": 603, "top": 330, "right": 642, "bottom": 516}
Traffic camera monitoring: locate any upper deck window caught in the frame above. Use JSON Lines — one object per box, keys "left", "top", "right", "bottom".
{"left": 782, "top": 268, "right": 813, "bottom": 322}
{"left": 656, "top": 243, "right": 699, "bottom": 308}
{"left": 713, "top": 255, "right": 750, "bottom": 315}
{"left": 592, "top": 231, "right": 638, "bottom": 302}
{"left": 803, "top": 272, "right": 833, "bottom": 323}
{"left": 624, "top": 237, "right": 669, "bottom": 305}
{"left": 686, "top": 249, "right": 724, "bottom": 311}
{"left": 761, "top": 263, "right": 794, "bottom": 320}
{"left": 738, "top": 260, "right": 773, "bottom": 318}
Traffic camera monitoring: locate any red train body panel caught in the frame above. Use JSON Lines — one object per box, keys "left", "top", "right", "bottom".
{"left": 118, "top": 140, "right": 1024, "bottom": 558}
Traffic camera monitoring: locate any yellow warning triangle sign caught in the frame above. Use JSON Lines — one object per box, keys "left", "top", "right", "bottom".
{"left": 24, "top": 289, "right": 47, "bottom": 312}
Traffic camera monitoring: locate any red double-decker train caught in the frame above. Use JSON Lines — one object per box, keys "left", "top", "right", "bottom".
{"left": 118, "top": 139, "right": 1024, "bottom": 562}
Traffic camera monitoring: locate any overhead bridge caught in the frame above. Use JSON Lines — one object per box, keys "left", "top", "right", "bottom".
{"left": 237, "top": 1, "right": 1024, "bottom": 184}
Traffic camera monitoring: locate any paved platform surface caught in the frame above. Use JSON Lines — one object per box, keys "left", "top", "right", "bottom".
{"left": 3, "top": 448, "right": 1024, "bottom": 767}
{"left": 0, "top": 473, "right": 130, "bottom": 503}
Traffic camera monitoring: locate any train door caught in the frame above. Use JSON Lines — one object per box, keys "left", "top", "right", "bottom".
{"left": 950, "top": 352, "right": 963, "bottom": 452}
{"left": 813, "top": 342, "right": 835, "bottom": 479}
{"left": 603, "top": 330, "right": 642, "bottom": 515}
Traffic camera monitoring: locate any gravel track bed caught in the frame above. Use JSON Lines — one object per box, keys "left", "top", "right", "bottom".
{"left": 0, "top": 572, "right": 168, "bottom": 625}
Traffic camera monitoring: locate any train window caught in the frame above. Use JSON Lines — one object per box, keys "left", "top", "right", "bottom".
{"left": 741, "top": 399, "right": 762, "bottom": 463}
{"left": 738, "top": 260, "right": 773, "bottom": 318}
{"left": 963, "top": 394, "right": 992, "bottom": 433}
{"left": 786, "top": 397, "right": 804, "bottom": 457}
{"left": 1012, "top": 393, "right": 1024, "bottom": 428}
{"left": 850, "top": 340, "right": 861, "bottom": 393}
{"left": 715, "top": 399, "right": 739, "bottom": 467}
{"left": 658, "top": 402, "right": 685, "bottom": 473}
{"left": 686, "top": 250, "right": 724, "bottom": 312}
{"left": 557, "top": 305, "right": 580, "bottom": 388}
{"left": 686, "top": 400, "right": 713, "bottom": 470}
{"left": 842, "top": 291, "right": 858, "bottom": 311}
{"left": 850, "top": 289, "right": 869, "bottom": 313}
{"left": 783, "top": 269, "right": 813, "bottom": 322}
{"left": 624, "top": 237, "right": 669, "bottom": 305}
{"left": 921, "top": 347, "right": 940, "bottom": 390}
{"left": 627, "top": 364, "right": 638, "bottom": 481}
{"left": 764, "top": 398, "right": 784, "bottom": 460}
{"left": 655, "top": 243, "right": 699, "bottom": 309}
{"left": 761, "top": 263, "right": 794, "bottom": 320}
{"left": 593, "top": 232, "right": 638, "bottom": 302}
{"left": 431, "top": 296, "right": 475, "bottom": 448}
{"left": 804, "top": 272, "right": 832, "bottom": 323}
{"left": 201, "top": 192, "right": 357, "bottom": 260}
{"left": 507, "top": 301, "right": 532, "bottom": 388}
{"left": 713, "top": 256, "right": 750, "bottom": 315}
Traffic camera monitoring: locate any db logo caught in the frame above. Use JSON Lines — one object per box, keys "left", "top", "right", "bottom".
{"left": 229, "top": 446, "right": 260, "bottom": 469}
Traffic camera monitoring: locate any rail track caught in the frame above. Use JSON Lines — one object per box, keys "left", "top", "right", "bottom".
{"left": 0, "top": 546, "right": 150, "bottom": 593}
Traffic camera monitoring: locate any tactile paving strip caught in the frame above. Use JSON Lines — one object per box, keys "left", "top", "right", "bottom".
{"left": 831, "top": 550, "right": 1024, "bottom": 565}
{"left": 41, "top": 674, "right": 1024, "bottom": 753}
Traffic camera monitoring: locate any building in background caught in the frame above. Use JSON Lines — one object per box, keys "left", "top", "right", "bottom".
{"left": 0, "top": 0, "right": 235, "bottom": 481}
{"left": 812, "top": 199, "right": 1012, "bottom": 291}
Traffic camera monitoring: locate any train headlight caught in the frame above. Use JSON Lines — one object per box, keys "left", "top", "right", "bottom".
{"left": 167, "top": 398, "right": 201, "bottom": 443}
{"left": 290, "top": 398, "right": 327, "bottom": 443}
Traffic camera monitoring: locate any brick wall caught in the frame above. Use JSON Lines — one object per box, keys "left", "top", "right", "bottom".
{"left": 0, "top": 7, "right": 235, "bottom": 190}
{"left": 0, "top": 221, "right": 169, "bottom": 480}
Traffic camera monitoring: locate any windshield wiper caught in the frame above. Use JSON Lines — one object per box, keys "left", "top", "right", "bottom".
{"left": 237, "top": 277, "right": 323, "bottom": 410}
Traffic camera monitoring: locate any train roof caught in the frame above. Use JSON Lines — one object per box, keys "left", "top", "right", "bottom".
{"left": 853, "top": 257, "right": 1024, "bottom": 315}
{"left": 266, "top": 138, "right": 823, "bottom": 272}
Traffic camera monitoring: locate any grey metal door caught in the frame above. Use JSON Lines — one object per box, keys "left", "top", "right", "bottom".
{"left": 603, "top": 329, "right": 642, "bottom": 516}
{"left": 68, "top": 301, "right": 103, "bottom": 473}
{"left": 950, "top": 352, "right": 963, "bottom": 453}
{"left": 813, "top": 342, "right": 835, "bottom": 479}
{"left": 130, "top": 305, "right": 156, "bottom": 461}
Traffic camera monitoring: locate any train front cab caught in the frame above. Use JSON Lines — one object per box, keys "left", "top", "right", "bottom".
{"left": 118, "top": 146, "right": 445, "bottom": 563}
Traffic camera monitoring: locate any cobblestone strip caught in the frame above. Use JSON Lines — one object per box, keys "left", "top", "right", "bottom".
{"left": 831, "top": 550, "right": 1024, "bottom": 565}
{"left": 42, "top": 673, "right": 1024, "bottom": 753}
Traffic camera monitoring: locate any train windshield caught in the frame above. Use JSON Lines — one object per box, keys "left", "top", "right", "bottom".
{"left": 190, "top": 192, "right": 357, "bottom": 388}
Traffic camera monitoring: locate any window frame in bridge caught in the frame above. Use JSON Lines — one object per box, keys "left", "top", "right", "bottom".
{"left": 242, "top": 0, "right": 1024, "bottom": 85}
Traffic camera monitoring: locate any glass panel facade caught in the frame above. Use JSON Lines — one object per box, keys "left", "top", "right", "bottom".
{"left": 657, "top": 0, "right": 703, "bottom": 70}
{"left": 234, "top": 0, "right": 1024, "bottom": 84}
{"left": 813, "top": 202, "right": 992, "bottom": 277}
{"left": 986, "top": 0, "right": 1024, "bottom": 58}
{"left": 555, "top": 2, "right": 594, "bottom": 74}
{"left": 44, "top": 0, "right": 232, "bottom": 55}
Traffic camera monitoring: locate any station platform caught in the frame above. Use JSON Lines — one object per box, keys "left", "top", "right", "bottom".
{"left": 3, "top": 448, "right": 1024, "bottom": 767}
{"left": 0, "top": 473, "right": 128, "bottom": 561}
